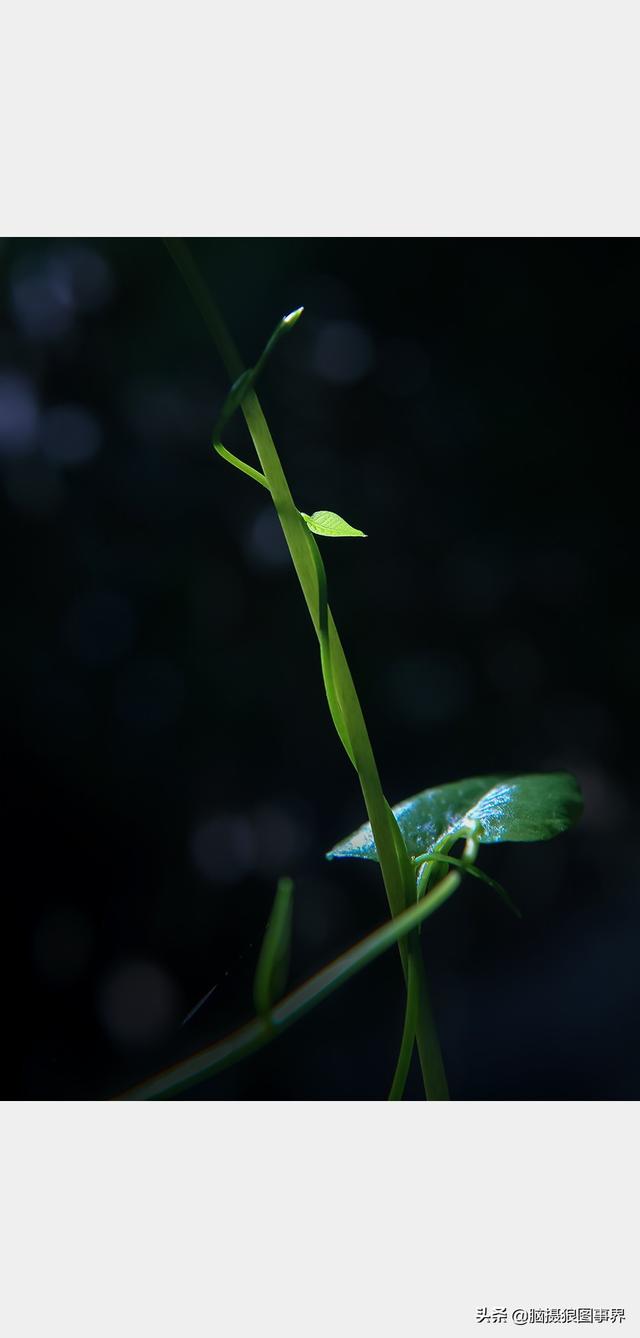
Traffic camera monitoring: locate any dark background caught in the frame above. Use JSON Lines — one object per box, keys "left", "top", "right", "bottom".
{"left": 3, "top": 238, "right": 638, "bottom": 1100}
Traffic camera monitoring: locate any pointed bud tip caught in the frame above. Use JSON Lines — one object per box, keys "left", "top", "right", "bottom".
{"left": 283, "top": 306, "right": 304, "bottom": 327}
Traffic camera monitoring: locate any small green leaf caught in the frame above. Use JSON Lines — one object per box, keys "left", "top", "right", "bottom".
{"left": 253, "top": 877, "right": 294, "bottom": 1018}
{"left": 300, "top": 510, "right": 367, "bottom": 539}
{"left": 327, "top": 772, "right": 583, "bottom": 862}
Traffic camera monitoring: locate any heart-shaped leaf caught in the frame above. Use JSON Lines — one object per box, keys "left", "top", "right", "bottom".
{"left": 327, "top": 772, "right": 583, "bottom": 862}
{"left": 300, "top": 510, "right": 366, "bottom": 538}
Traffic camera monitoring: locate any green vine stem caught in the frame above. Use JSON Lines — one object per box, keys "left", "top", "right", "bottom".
{"left": 164, "top": 238, "right": 448, "bottom": 1099}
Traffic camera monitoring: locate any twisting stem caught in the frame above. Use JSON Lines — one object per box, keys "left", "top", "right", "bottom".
{"left": 164, "top": 239, "right": 448, "bottom": 1099}
{"left": 388, "top": 953, "right": 419, "bottom": 1099}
